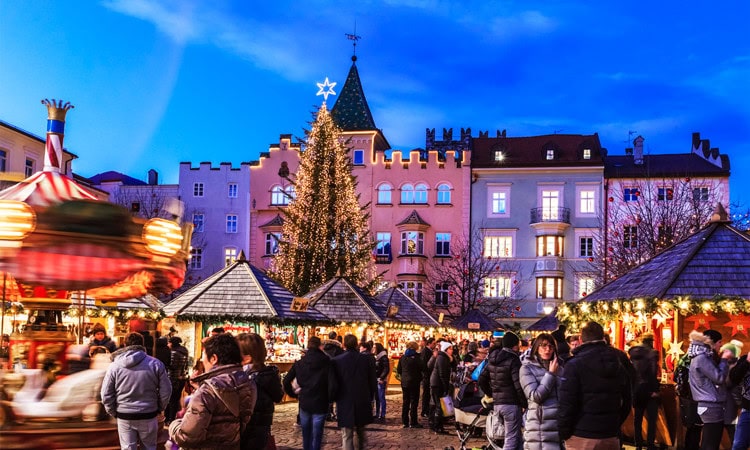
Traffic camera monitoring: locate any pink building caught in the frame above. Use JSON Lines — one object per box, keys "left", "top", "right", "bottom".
{"left": 249, "top": 57, "right": 471, "bottom": 313}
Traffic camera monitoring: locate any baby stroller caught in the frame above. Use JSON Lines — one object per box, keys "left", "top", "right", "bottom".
{"left": 447, "top": 380, "right": 503, "bottom": 450}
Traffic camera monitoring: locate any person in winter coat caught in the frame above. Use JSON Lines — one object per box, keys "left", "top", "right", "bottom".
{"left": 89, "top": 323, "right": 117, "bottom": 354}
{"left": 558, "top": 321, "right": 631, "bottom": 450}
{"left": 729, "top": 346, "right": 750, "bottom": 450}
{"left": 166, "top": 336, "right": 190, "bottom": 423}
{"left": 374, "top": 342, "right": 390, "bottom": 421}
{"left": 688, "top": 329, "right": 733, "bottom": 450}
{"left": 463, "top": 341, "right": 479, "bottom": 364}
{"left": 101, "top": 332, "right": 172, "bottom": 450}
{"left": 628, "top": 333, "right": 661, "bottom": 450}
{"left": 428, "top": 340, "right": 454, "bottom": 434}
{"left": 419, "top": 337, "right": 436, "bottom": 417}
{"left": 155, "top": 336, "right": 171, "bottom": 369}
{"left": 283, "top": 336, "right": 336, "bottom": 450}
{"left": 519, "top": 332, "right": 562, "bottom": 450}
{"left": 333, "top": 334, "right": 377, "bottom": 450}
{"left": 322, "top": 331, "right": 344, "bottom": 421}
{"left": 479, "top": 331, "right": 527, "bottom": 450}
{"left": 237, "top": 333, "right": 284, "bottom": 450}
{"left": 551, "top": 325, "right": 571, "bottom": 363}
{"left": 168, "top": 333, "right": 256, "bottom": 450}
{"left": 396, "top": 341, "right": 424, "bottom": 428}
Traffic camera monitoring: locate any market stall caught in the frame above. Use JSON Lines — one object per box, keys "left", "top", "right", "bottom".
{"left": 557, "top": 207, "right": 750, "bottom": 449}
{"left": 450, "top": 309, "right": 499, "bottom": 342}
{"left": 376, "top": 286, "right": 442, "bottom": 357}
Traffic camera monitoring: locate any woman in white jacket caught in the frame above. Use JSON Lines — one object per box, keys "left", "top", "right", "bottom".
{"left": 519, "top": 333, "right": 563, "bottom": 450}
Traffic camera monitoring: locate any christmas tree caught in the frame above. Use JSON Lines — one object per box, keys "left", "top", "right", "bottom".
{"left": 271, "top": 104, "right": 374, "bottom": 295}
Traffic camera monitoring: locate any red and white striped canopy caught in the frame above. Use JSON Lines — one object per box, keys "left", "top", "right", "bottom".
{"left": 0, "top": 171, "right": 97, "bottom": 207}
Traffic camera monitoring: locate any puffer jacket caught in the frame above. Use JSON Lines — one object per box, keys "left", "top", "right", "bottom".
{"left": 245, "top": 365, "right": 283, "bottom": 427}
{"left": 688, "top": 330, "right": 728, "bottom": 407}
{"left": 520, "top": 356, "right": 561, "bottom": 450}
{"left": 375, "top": 351, "right": 390, "bottom": 382}
{"left": 169, "top": 344, "right": 190, "bottom": 381}
{"left": 429, "top": 351, "right": 452, "bottom": 396}
{"left": 478, "top": 347, "right": 527, "bottom": 407}
{"left": 396, "top": 348, "right": 423, "bottom": 387}
{"left": 101, "top": 345, "right": 172, "bottom": 419}
{"left": 558, "top": 340, "right": 631, "bottom": 440}
{"left": 169, "top": 364, "right": 256, "bottom": 450}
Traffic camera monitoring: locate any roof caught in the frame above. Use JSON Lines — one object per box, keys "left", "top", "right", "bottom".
{"left": 88, "top": 171, "right": 148, "bottom": 186}
{"left": 162, "top": 256, "right": 328, "bottom": 321}
{"left": 526, "top": 311, "right": 560, "bottom": 331}
{"left": 259, "top": 214, "right": 284, "bottom": 228}
{"left": 472, "top": 133, "right": 605, "bottom": 168}
{"left": 450, "top": 309, "right": 499, "bottom": 331}
{"left": 0, "top": 120, "right": 78, "bottom": 159}
{"left": 305, "top": 277, "right": 386, "bottom": 323}
{"left": 0, "top": 170, "right": 98, "bottom": 207}
{"left": 396, "top": 210, "right": 431, "bottom": 226}
{"left": 331, "top": 58, "right": 377, "bottom": 132}
{"left": 605, "top": 153, "right": 730, "bottom": 179}
{"left": 583, "top": 221, "right": 750, "bottom": 302}
{"left": 376, "top": 287, "right": 441, "bottom": 327}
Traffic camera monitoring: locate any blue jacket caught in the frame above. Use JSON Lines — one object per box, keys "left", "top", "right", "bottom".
{"left": 101, "top": 345, "right": 172, "bottom": 419}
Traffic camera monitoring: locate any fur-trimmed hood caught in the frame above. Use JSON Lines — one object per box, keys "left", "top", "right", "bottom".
{"left": 689, "top": 330, "right": 710, "bottom": 345}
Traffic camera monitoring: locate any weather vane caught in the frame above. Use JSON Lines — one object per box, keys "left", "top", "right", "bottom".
{"left": 316, "top": 77, "right": 337, "bottom": 102}
{"left": 345, "top": 20, "right": 361, "bottom": 56}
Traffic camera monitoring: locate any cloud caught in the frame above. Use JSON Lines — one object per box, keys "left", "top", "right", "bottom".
{"left": 102, "top": 0, "right": 201, "bottom": 44}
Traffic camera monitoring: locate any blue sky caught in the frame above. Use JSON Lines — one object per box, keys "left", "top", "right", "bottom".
{"left": 2, "top": 1, "right": 749, "bottom": 201}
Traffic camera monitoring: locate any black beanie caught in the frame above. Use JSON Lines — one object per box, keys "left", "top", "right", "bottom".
{"left": 703, "top": 329, "right": 722, "bottom": 345}
{"left": 502, "top": 331, "right": 520, "bottom": 348}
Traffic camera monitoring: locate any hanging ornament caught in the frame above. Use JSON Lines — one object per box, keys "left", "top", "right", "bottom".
{"left": 685, "top": 312, "right": 717, "bottom": 330}
{"left": 724, "top": 313, "right": 750, "bottom": 337}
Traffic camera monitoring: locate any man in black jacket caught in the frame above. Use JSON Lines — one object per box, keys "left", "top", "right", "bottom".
{"left": 283, "top": 336, "right": 336, "bottom": 450}
{"left": 333, "top": 334, "right": 377, "bottom": 450}
{"left": 165, "top": 336, "right": 189, "bottom": 423}
{"left": 322, "top": 331, "right": 344, "bottom": 421}
{"left": 420, "top": 337, "right": 436, "bottom": 417}
{"left": 558, "top": 321, "right": 632, "bottom": 450}
{"left": 478, "top": 331, "right": 527, "bottom": 450}
{"left": 629, "top": 333, "right": 660, "bottom": 450}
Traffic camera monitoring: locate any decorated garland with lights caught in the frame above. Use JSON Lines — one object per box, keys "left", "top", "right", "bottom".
{"left": 64, "top": 305, "right": 164, "bottom": 320}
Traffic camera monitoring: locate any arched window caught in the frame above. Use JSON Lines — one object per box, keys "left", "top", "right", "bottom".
{"left": 414, "top": 183, "right": 428, "bottom": 204}
{"left": 377, "top": 184, "right": 392, "bottom": 204}
{"left": 436, "top": 183, "right": 451, "bottom": 204}
{"left": 271, "top": 185, "right": 285, "bottom": 205}
{"left": 401, "top": 183, "right": 414, "bottom": 204}
{"left": 284, "top": 185, "right": 296, "bottom": 202}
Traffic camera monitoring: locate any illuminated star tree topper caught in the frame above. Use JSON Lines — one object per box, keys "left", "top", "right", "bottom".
{"left": 316, "top": 77, "right": 337, "bottom": 104}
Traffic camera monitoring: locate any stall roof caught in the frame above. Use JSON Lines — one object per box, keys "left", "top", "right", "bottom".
{"left": 526, "top": 311, "right": 560, "bottom": 331}
{"left": 305, "top": 277, "right": 386, "bottom": 323}
{"left": 376, "top": 287, "right": 441, "bottom": 327}
{"left": 450, "top": 309, "right": 500, "bottom": 331}
{"left": 584, "top": 213, "right": 750, "bottom": 302}
{"left": 162, "top": 252, "right": 328, "bottom": 321}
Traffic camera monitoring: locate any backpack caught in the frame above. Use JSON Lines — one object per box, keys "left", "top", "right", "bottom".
{"left": 673, "top": 353, "right": 693, "bottom": 399}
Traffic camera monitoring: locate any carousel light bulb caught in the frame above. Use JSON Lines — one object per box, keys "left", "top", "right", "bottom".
{"left": 0, "top": 200, "right": 36, "bottom": 240}
{"left": 143, "top": 218, "right": 183, "bottom": 256}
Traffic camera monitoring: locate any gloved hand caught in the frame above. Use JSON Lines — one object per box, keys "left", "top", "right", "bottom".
{"left": 481, "top": 394, "right": 493, "bottom": 408}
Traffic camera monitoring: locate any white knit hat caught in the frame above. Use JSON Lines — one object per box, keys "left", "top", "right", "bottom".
{"left": 439, "top": 341, "right": 452, "bottom": 352}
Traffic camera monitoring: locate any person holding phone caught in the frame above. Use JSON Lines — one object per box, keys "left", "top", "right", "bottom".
{"left": 519, "top": 332, "right": 563, "bottom": 450}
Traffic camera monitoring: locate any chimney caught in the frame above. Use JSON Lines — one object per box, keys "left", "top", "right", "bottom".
{"left": 41, "top": 99, "right": 74, "bottom": 173}
{"left": 625, "top": 148, "right": 633, "bottom": 156}
{"left": 633, "top": 136, "right": 644, "bottom": 165}
{"left": 148, "top": 169, "right": 158, "bottom": 185}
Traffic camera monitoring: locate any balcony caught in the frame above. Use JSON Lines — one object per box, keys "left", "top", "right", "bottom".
{"left": 534, "top": 256, "right": 565, "bottom": 277}
{"left": 530, "top": 207, "right": 570, "bottom": 224}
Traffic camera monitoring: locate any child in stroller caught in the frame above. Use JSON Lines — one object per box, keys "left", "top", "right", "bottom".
{"left": 446, "top": 380, "right": 503, "bottom": 450}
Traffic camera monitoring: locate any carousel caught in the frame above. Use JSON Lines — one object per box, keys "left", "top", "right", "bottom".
{"left": 0, "top": 100, "right": 191, "bottom": 448}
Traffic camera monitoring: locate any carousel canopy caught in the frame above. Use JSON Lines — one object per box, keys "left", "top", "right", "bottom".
{"left": 584, "top": 214, "right": 750, "bottom": 302}
{"left": 376, "top": 287, "right": 441, "bottom": 327}
{"left": 450, "top": 309, "right": 499, "bottom": 331}
{"left": 162, "top": 252, "right": 328, "bottom": 322}
{"left": 305, "top": 277, "right": 386, "bottom": 323}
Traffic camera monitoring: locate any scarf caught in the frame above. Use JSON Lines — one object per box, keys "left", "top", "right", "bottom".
{"left": 687, "top": 340, "right": 711, "bottom": 359}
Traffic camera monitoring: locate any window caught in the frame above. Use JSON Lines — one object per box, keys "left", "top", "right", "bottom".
{"left": 265, "top": 232, "right": 281, "bottom": 255}
{"left": 435, "top": 283, "right": 449, "bottom": 306}
{"left": 537, "top": 277, "right": 562, "bottom": 299}
{"left": 623, "top": 187, "right": 640, "bottom": 202}
{"left": 193, "top": 182, "right": 204, "bottom": 197}
{"left": 400, "top": 231, "right": 424, "bottom": 255}
{"left": 436, "top": 183, "right": 451, "bottom": 204}
{"left": 189, "top": 248, "right": 203, "bottom": 270}
{"left": 494, "top": 151, "right": 504, "bottom": 162}
{"left": 25, "top": 158, "right": 35, "bottom": 177}
{"left": 583, "top": 148, "right": 591, "bottom": 160}
{"left": 536, "top": 235, "right": 563, "bottom": 257}
{"left": 436, "top": 233, "right": 451, "bottom": 256}
{"left": 492, "top": 191, "right": 507, "bottom": 214}
{"left": 224, "top": 247, "right": 237, "bottom": 266}
{"left": 0, "top": 150, "right": 6, "bottom": 172}
{"left": 484, "top": 276, "right": 512, "bottom": 298}
{"left": 658, "top": 187, "right": 674, "bottom": 201}
{"left": 401, "top": 184, "right": 414, "bottom": 204}
{"left": 623, "top": 225, "right": 638, "bottom": 248}
{"left": 484, "top": 236, "right": 513, "bottom": 258}
{"left": 375, "top": 232, "right": 392, "bottom": 263}
{"left": 285, "top": 185, "right": 296, "bottom": 202}
{"left": 377, "top": 184, "right": 392, "bottom": 204}
{"left": 542, "top": 190, "right": 560, "bottom": 220}
{"left": 193, "top": 214, "right": 205, "bottom": 232}
{"left": 579, "top": 190, "right": 595, "bottom": 214}
{"left": 352, "top": 149, "right": 365, "bottom": 165}
{"left": 272, "top": 185, "right": 295, "bottom": 205}
{"left": 228, "top": 183, "right": 238, "bottom": 198}
{"left": 693, "top": 187, "right": 709, "bottom": 202}
{"left": 226, "top": 215, "right": 238, "bottom": 233}
{"left": 579, "top": 237, "right": 594, "bottom": 257}
{"left": 400, "top": 281, "right": 423, "bottom": 303}
{"left": 578, "top": 276, "right": 595, "bottom": 299}
{"left": 546, "top": 149, "right": 555, "bottom": 160}
{"left": 414, "top": 183, "right": 428, "bottom": 204}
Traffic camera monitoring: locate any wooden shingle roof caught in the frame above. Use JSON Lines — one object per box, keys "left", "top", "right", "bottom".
{"left": 450, "top": 309, "right": 499, "bottom": 331}
{"left": 305, "top": 277, "right": 386, "bottom": 323}
{"left": 376, "top": 287, "right": 441, "bottom": 327}
{"left": 162, "top": 257, "right": 328, "bottom": 321}
{"left": 584, "top": 221, "right": 750, "bottom": 302}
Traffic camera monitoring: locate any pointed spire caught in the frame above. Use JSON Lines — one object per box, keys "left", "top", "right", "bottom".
{"left": 330, "top": 57, "right": 378, "bottom": 131}
{"left": 237, "top": 249, "right": 247, "bottom": 261}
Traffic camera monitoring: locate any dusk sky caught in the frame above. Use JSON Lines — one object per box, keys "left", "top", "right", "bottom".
{"left": 2, "top": 1, "right": 749, "bottom": 202}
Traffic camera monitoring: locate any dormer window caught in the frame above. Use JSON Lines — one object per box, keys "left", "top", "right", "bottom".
{"left": 546, "top": 149, "right": 555, "bottom": 160}
{"left": 583, "top": 149, "right": 591, "bottom": 160}
{"left": 494, "top": 151, "right": 504, "bottom": 162}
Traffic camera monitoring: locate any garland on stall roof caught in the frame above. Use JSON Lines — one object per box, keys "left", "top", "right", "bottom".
{"left": 64, "top": 305, "right": 165, "bottom": 320}
{"left": 174, "top": 313, "right": 336, "bottom": 327}
{"left": 558, "top": 295, "right": 750, "bottom": 326}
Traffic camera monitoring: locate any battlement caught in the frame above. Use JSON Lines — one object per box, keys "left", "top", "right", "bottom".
{"left": 374, "top": 148, "right": 467, "bottom": 169}
{"left": 250, "top": 134, "right": 301, "bottom": 168}
{"left": 180, "top": 161, "right": 251, "bottom": 172}
{"left": 691, "top": 132, "right": 724, "bottom": 168}
{"left": 426, "top": 127, "right": 473, "bottom": 153}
